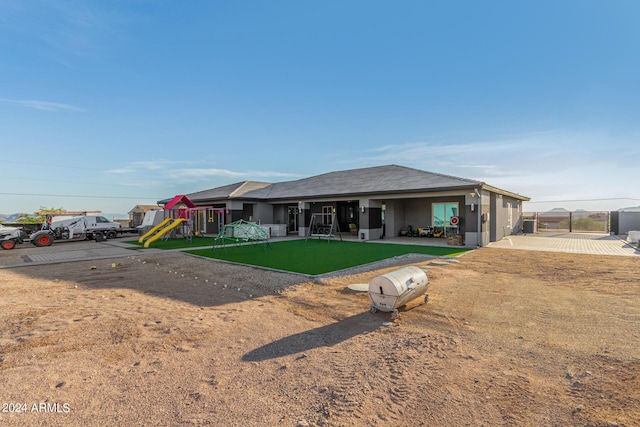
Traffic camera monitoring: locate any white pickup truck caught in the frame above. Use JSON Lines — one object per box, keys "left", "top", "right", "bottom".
{"left": 0, "top": 215, "right": 122, "bottom": 250}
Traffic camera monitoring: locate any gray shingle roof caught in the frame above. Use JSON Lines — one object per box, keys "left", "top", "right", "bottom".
{"left": 188, "top": 181, "right": 271, "bottom": 202}
{"left": 244, "top": 165, "right": 482, "bottom": 200}
{"left": 185, "top": 165, "right": 529, "bottom": 203}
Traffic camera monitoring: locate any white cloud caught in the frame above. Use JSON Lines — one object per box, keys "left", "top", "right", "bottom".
{"left": 0, "top": 98, "right": 85, "bottom": 112}
{"left": 354, "top": 128, "right": 639, "bottom": 211}
{"left": 128, "top": 160, "right": 194, "bottom": 171}
{"left": 104, "top": 168, "right": 133, "bottom": 174}
{"left": 105, "top": 160, "right": 301, "bottom": 186}
{"left": 167, "top": 168, "right": 300, "bottom": 181}
{"left": 361, "top": 128, "right": 636, "bottom": 179}
{"left": 0, "top": 1, "right": 135, "bottom": 62}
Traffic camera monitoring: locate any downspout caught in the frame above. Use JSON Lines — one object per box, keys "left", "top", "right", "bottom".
{"left": 474, "top": 188, "right": 482, "bottom": 247}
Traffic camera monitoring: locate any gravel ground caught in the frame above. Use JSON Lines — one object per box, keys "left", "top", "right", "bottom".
{"left": 1, "top": 247, "right": 638, "bottom": 426}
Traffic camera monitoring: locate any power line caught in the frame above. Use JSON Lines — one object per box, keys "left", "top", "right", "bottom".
{"left": 0, "top": 192, "right": 164, "bottom": 200}
{"left": 0, "top": 176, "right": 135, "bottom": 187}
{"left": 4, "top": 160, "right": 101, "bottom": 171}
{"left": 526, "top": 197, "right": 640, "bottom": 204}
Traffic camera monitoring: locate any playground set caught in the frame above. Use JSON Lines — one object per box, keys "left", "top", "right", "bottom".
{"left": 211, "top": 219, "right": 272, "bottom": 254}
{"left": 138, "top": 195, "right": 225, "bottom": 248}
{"left": 306, "top": 212, "right": 343, "bottom": 243}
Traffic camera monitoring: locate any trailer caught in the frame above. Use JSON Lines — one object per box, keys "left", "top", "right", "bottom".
{"left": 0, "top": 215, "right": 122, "bottom": 250}
{"left": 136, "top": 209, "right": 167, "bottom": 235}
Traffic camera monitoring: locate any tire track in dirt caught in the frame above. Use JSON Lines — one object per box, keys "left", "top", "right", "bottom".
{"left": 380, "top": 351, "right": 411, "bottom": 423}
{"left": 319, "top": 332, "right": 458, "bottom": 425}
{"left": 327, "top": 356, "right": 367, "bottom": 419}
{"left": 494, "top": 374, "right": 534, "bottom": 425}
{"left": 375, "top": 333, "right": 458, "bottom": 424}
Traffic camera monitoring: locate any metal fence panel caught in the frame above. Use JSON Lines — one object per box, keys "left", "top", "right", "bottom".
{"left": 523, "top": 211, "right": 610, "bottom": 233}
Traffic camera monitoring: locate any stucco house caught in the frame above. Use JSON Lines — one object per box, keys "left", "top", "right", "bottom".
{"left": 172, "top": 165, "right": 529, "bottom": 247}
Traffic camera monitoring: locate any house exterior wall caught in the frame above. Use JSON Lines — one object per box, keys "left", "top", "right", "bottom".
{"left": 227, "top": 200, "right": 243, "bottom": 222}
{"left": 272, "top": 205, "right": 287, "bottom": 227}
{"left": 491, "top": 193, "right": 523, "bottom": 241}
{"left": 204, "top": 206, "right": 226, "bottom": 234}
{"left": 185, "top": 174, "right": 526, "bottom": 248}
{"left": 403, "top": 198, "right": 430, "bottom": 229}
{"left": 383, "top": 199, "right": 403, "bottom": 238}
{"left": 131, "top": 212, "right": 144, "bottom": 228}
{"left": 252, "top": 202, "right": 274, "bottom": 224}
{"left": 479, "top": 191, "right": 491, "bottom": 246}
{"left": 377, "top": 196, "right": 474, "bottom": 242}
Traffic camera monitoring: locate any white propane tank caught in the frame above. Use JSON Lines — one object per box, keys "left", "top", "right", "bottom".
{"left": 368, "top": 266, "right": 428, "bottom": 319}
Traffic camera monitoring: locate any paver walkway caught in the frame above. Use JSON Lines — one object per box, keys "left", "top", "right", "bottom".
{"left": 0, "top": 239, "right": 154, "bottom": 269}
{"left": 488, "top": 232, "right": 639, "bottom": 256}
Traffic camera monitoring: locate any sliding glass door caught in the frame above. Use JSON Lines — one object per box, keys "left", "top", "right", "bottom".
{"left": 433, "top": 202, "right": 459, "bottom": 234}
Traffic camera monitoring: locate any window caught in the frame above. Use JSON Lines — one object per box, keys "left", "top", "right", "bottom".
{"left": 322, "top": 206, "right": 333, "bottom": 224}
{"left": 432, "top": 203, "right": 459, "bottom": 230}
{"left": 96, "top": 216, "right": 110, "bottom": 223}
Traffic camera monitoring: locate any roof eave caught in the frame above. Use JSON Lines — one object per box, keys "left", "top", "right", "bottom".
{"left": 481, "top": 184, "right": 530, "bottom": 201}
{"left": 265, "top": 184, "right": 483, "bottom": 203}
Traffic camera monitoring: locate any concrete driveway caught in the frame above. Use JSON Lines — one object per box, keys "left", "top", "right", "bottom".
{"left": 488, "top": 232, "right": 639, "bottom": 256}
{"left": 0, "top": 237, "right": 147, "bottom": 269}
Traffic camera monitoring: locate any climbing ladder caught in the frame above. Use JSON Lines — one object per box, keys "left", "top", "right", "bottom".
{"left": 181, "top": 218, "right": 195, "bottom": 244}
{"left": 159, "top": 218, "right": 194, "bottom": 244}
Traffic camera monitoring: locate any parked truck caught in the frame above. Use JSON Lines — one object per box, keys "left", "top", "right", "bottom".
{"left": 0, "top": 215, "right": 122, "bottom": 250}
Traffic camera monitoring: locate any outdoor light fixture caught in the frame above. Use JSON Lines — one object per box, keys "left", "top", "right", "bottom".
{"left": 360, "top": 206, "right": 366, "bottom": 213}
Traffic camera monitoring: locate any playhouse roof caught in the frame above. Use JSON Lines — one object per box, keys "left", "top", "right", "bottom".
{"left": 163, "top": 195, "right": 196, "bottom": 210}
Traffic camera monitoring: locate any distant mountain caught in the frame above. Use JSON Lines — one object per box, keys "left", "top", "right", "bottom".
{"left": 546, "top": 208, "right": 569, "bottom": 213}
{"left": 103, "top": 213, "right": 129, "bottom": 220}
{"left": 0, "top": 213, "right": 22, "bottom": 222}
{"left": 619, "top": 206, "right": 640, "bottom": 212}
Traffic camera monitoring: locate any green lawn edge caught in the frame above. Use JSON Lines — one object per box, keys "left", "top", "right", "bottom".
{"left": 184, "top": 239, "right": 470, "bottom": 275}
{"left": 125, "top": 236, "right": 217, "bottom": 250}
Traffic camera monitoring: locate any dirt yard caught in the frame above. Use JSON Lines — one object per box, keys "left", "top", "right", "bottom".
{"left": 0, "top": 247, "right": 638, "bottom": 426}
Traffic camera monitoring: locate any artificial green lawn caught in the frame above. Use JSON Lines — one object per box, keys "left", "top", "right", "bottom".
{"left": 185, "top": 238, "right": 470, "bottom": 275}
{"left": 126, "top": 236, "right": 217, "bottom": 250}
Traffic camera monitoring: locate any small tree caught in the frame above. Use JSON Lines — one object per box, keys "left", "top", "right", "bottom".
{"left": 16, "top": 206, "right": 67, "bottom": 224}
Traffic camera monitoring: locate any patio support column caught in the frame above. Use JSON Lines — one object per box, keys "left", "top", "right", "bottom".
{"left": 359, "top": 199, "right": 383, "bottom": 240}
{"left": 465, "top": 190, "right": 481, "bottom": 247}
{"left": 228, "top": 200, "right": 244, "bottom": 223}
{"left": 298, "top": 202, "right": 311, "bottom": 237}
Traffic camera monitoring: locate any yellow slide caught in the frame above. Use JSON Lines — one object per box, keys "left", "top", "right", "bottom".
{"left": 144, "top": 218, "right": 185, "bottom": 248}
{"left": 138, "top": 217, "right": 172, "bottom": 243}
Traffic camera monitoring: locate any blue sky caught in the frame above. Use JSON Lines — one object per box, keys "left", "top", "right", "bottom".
{"left": 1, "top": 0, "right": 639, "bottom": 216}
